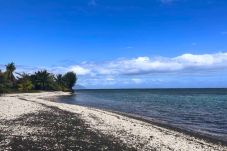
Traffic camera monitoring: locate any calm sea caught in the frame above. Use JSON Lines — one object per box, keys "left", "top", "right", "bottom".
{"left": 57, "top": 89, "right": 227, "bottom": 142}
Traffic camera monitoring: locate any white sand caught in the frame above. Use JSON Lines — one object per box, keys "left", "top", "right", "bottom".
{"left": 1, "top": 92, "right": 227, "bottom": 151}
{"left": 0, "top": 96, "right": 45, "bottom": 120}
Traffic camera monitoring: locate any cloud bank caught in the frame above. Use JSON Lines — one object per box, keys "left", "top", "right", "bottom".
{"left": 68, "top": 52, "right": 227, "bottom": 76}
{"left": 1, "top": 52, "right": 227, "bottom": 88}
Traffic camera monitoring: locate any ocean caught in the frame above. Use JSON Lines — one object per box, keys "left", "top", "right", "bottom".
{"left": 57, "top": 88, "right": 227, "bottom": 142}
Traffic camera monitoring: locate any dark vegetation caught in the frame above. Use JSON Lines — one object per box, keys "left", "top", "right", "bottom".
{"left": 0, "top": 62, "right": 77, "bottom": 94}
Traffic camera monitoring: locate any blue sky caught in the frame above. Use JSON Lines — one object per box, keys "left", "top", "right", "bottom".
{"left": 0, "top": 0, "right": 227, "bottom": 88}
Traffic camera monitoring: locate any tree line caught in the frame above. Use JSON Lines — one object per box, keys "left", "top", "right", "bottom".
{"left": 0, "top": 62, "right": 77, "bottom": 94}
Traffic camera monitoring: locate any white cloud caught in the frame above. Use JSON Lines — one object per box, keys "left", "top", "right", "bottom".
{"left": 8, "top": 52, "right": 227, "bottom": 87}
{"left": 174, "top": 53, "right": 227, "bottom": 67}
{"left": 70, "top": 65, "right": 91, "bottom": 75}
{"left": 10, "top": 52, "right": 227, "bottom": 77}
{"left": 132, "top": 78, "right": 143, "bottom": 84}
{"left": 60, "top": 52, "right": 227, "bottom": 76}
{"left": 106, "top": 77, "right": 115, "bottom": 81}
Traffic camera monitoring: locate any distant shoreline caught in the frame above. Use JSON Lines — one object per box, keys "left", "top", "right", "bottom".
{"left": 75, "top": 88, "right": 227, "bottom": 90}
{"left": 1, "top": 92, "right": 227, "bottom": 150}
{"left": 74, "top": 87, "right": 227, "bottom": 90}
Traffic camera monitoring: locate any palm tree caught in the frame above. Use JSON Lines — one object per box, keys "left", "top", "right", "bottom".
{"left": 56, "top": 74, "right": 65, "bottom": 90}
{"left": 0, "top": 70, "right": 10, "bottom": 94}
{"left": 5, "top": 62, "right": 16, "bottom": 83}
{"left": 0, "top": 70, "right": 5, "bottom": 94}
{"left": 16, "top": 72, "right": 33, "bottom": 92}
{"left": 56, "top": 74, "right": 63, "bottom": 83}
{"left": 31, "top": 70, "right": 53, "bottom": 90}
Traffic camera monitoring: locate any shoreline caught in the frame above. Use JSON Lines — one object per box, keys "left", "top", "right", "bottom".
{"left": 105, "top": 109, "right": 227, "bottom": 146}
{"left": 1, "top": 92, "right": 227, "bottom": 150}
{"left": 56, "top": 94, "right": 227, "bottom": 146}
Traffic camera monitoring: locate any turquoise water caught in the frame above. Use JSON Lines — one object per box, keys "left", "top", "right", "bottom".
{"left": 58, "top": 89, "right": 227, "bottom": 142}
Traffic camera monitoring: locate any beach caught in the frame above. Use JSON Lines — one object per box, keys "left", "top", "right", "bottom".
{"left": 0, "top": 92, "right": 227, "bottom": 151}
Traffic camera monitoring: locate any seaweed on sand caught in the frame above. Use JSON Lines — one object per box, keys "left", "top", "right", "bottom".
{"left": 0, "top": 105, "right": 136, "bottom": 151}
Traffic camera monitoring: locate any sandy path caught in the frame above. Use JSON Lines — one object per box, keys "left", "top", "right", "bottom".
{"left": 1, "top": 92, "right": 227, "bottom": 151}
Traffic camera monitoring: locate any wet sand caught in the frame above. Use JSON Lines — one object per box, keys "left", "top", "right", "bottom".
{"left": 1, "top": 92, "right": 227, "bottom": 151}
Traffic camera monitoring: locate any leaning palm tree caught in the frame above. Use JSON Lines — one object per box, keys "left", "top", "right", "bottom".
{"left": 5, "top": 62, "right": 16, "bottom": 83}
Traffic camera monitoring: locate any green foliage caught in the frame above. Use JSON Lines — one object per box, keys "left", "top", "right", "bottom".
{"left": 17, "top": 80, "right": 33, "bottom": 92}
{"left": 16, "top": 73, "right": 33, "bottom": 92}
{"left": 62, "top": 72, "right": 77, "bottom": 90}
{"left": 31, "top": 70, "right": 57, "bottom": 90}
{"left": 0, "top": 63, "right": 77, "bottom": 93}
{"left": 5, "top": 62, "right": 16, "bottom": 83}
{"left": 0, "top": 71, "right": 5, "bottom": 94}
{"left": 55, "top": 74, "right": 65, "bottom": 91}
{"left": 0, "top": 69, "right": 15, "bottom": 94}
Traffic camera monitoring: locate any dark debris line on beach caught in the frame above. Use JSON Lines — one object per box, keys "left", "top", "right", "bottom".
{"left": 0, "top": 105, "right": 137, "bottom": 151}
